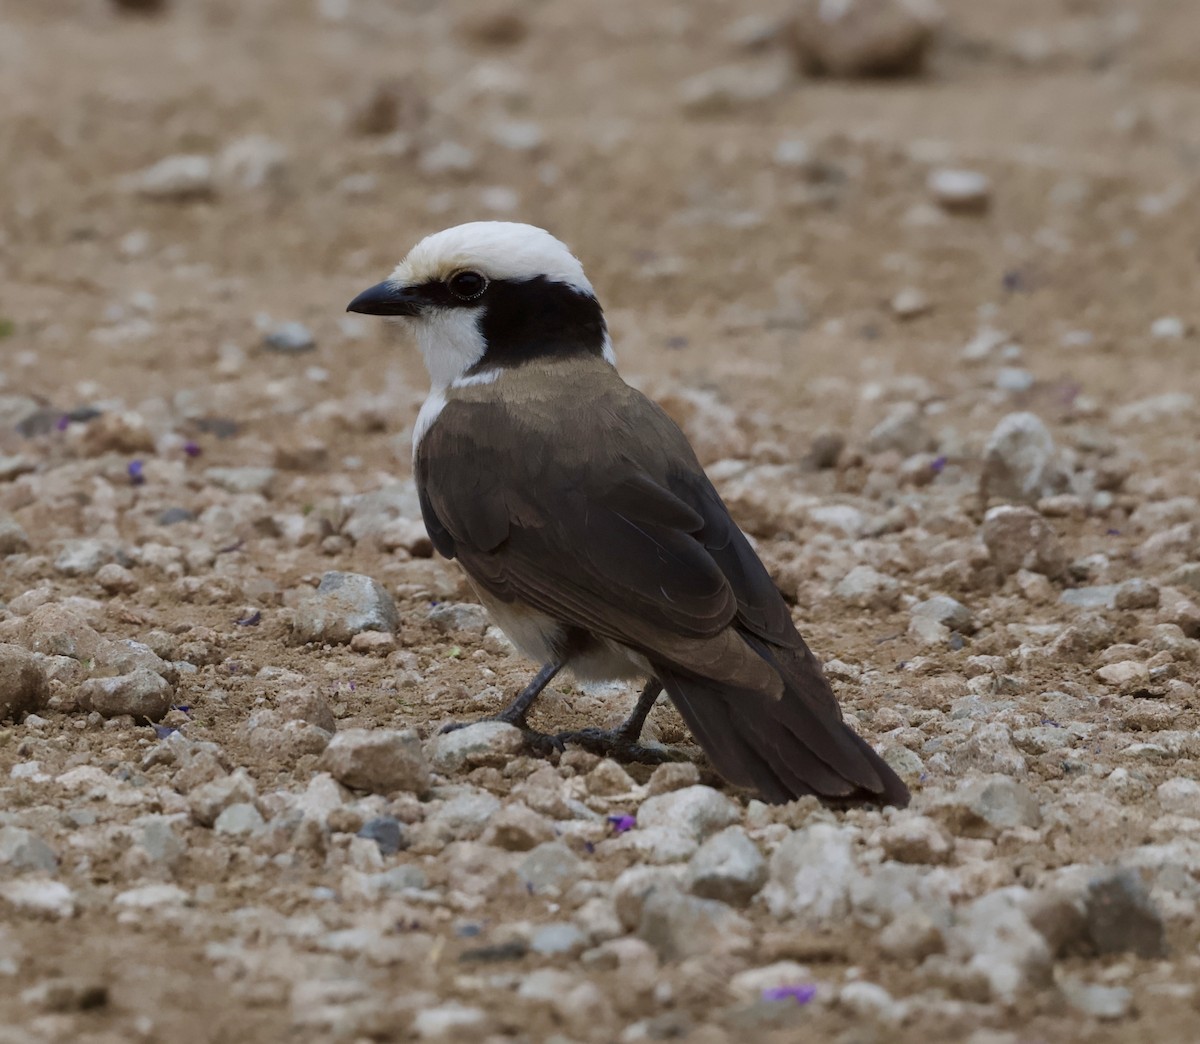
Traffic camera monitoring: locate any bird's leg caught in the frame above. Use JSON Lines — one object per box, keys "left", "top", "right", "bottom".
{"left": 439, "top": 663, "right": 565, "bottom": 755}
{"left": 554, "top": 680, "right": 678, "bottom": 765}
{"left": 490, "top": 662, "right": 563, "bottom": 729}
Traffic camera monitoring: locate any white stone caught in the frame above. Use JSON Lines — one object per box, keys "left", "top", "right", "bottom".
{"left": 115, "top": 883, "right": 190, "bottom": 909}
{"left": 412, "top": 1002, "right": 488, "bottom": 1039}
{"left": 425, "top": 721, "right": 525, "bottom": 774}
{"left": 0, "top": 879, "right": 76, "bottom": 919}
{"left": 762, "top": 823, "right": 858, "bottom": 923}
{"left": 981, "top": 412, "right": 1066, "bottom": 504}
{"left": 128, "top": 154, "right": 214, "bottom": 200}
{"left": 636, "top": 786, "right": 741, "bottom": 843}
{"left": 928, "top": 168, "right": 991, "bottom": 212}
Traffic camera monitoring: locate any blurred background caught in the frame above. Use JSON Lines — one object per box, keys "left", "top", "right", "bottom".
{"left": 2, "top": 0, "right": 1196, "bottom": 441}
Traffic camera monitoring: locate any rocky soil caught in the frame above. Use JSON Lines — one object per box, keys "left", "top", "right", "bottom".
{"left": 2, "top": 0, "right": 1200, "bottom": 1041}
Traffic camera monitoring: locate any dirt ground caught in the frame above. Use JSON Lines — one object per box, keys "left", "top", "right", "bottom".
{"left": 2, "top": 0, "right": 1200, "bottom": 1041}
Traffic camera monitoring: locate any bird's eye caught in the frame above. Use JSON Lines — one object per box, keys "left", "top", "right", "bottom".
{"left": 448, "top": 270, "right": 488, "bottom": 301}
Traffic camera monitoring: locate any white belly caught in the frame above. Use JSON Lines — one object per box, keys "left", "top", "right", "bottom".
{"left": 472, "top": 584, "right": 650, "bottom": 683}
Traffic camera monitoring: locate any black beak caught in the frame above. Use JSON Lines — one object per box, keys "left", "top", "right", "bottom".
{"left": 346, "top": 281, "right": 424, "bottom": 316}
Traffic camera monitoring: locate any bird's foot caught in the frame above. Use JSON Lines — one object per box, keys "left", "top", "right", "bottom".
{"left": 553, "top": 726, "right": 679, "bottom": 765}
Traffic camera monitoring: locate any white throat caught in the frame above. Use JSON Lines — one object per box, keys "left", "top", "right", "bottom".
{"left": 414, "top": 306, "right": 488, "bottom": 391}
{"left": 409, "top": 305, "right": 492, "bottom": 458}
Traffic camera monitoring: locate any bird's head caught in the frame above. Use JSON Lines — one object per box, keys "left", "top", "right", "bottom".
{"left": 348, "top": 221, "right": 613, "bottom": 389}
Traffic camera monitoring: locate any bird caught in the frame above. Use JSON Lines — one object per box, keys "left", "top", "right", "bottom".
{"left": 347, "top": 221, "right": 909, "bottom": 807}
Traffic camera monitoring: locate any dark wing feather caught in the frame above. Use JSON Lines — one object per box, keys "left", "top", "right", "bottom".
{"left": 417, "top": 393, "right": 797, "bottom": 651}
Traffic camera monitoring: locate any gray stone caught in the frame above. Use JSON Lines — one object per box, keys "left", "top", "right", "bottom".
{"left": 1096, "top": 660, "right": 1151, "bottom": 692}
{"left": 371, "top": 865, "right": 428, "bottom": 893}
{"left": 77, "top": 668, "right": 174, "bottom": 721}
{"left": 981, "top": 412, "right": 1066, "bottom": 504}
{"left": 612, "top": 866, "right": 690, "bottom": 930}
{"left": 935, "top": 775, "right": 1042, "bottom": 838}
{"left": 216, "top": 135, "right": 289, "bottom": 192}
{"left": 613, "top": 827, "right": 698, "bottom": 865}
{"left": 878, "top": 904, "right": 946, "bottom": 960}
{"left": 0, "top": 879, "right": 76, "bottom": 919}
{"left": 928, "top": 168, "right": 991, "bottom": 213}
{"left": 729, "top": 960, "right": 816, "bottom": 1003}
{"left": 637, "top": 785, "right": 741, "bottom": 842}
{"left": 18, "top": 604, "right": 101, "bottom": 661}
{"left": 481, "top": 802, "right": 556, "bottom": 851}
{"left": 20, "top": 978, "right": 108, "bottom": 1013}
{"left": 426, "top": 720, "right": 525, "bottom": 774}
{"left": 204, "top": 466, "right": 278, "bottom": 496}
{"left": 427, "top": 602, "right": 490, "bottom": 634}
{"left": 137, "top": 816, "right": 185, "bottom": 866}
{"left": 530, "top": 922, "right": 588, "bottom": 956}
{"left": 1085, "top": 869, "right": 1167, "bottom": 958}
{"left": 1157, "top": 778, "right": 1200, "bottom": 815}
{"left": 129, "top": 154, "right": 214, "bottom": 200}
{"left": 637, "top": 885, "right": 751, "bottom": 962}
{"left": 340, "top": 483, "right": 424, "bottom": 547}
{"left": 947, "top": 722, "right": 1028, "bottom": 776}
{"left": 685, "top": 827, "right": 767, "bottom": 905}
{"left": 0, "top": 515, "right": 31, "bottom": 555}
{"left": 114, "top": 883, "right": 189, "bottom": 909}
{"left": 243, "top": 716, "right": 332, "bottom": 760}
{"left": 945, "top": 887, "right": 1051, "bottom": 1004}
{"left": 677, "top": 62, "right": 790, "bottom": 114}
{"left": 319, "top": 728, "right": 430, "bottom": 795}
{"left": 1061, "top": 585, "right": 1119, "bottom": 609}
{"left": 790, "top": 0, "right": 940, "bottom": 78}
{"left": 293, "top": 571, "right": 399, "bottom": 644}
{"left": 518, "top": 841, "right": 584, "bottom": 895}
{"left": 263, "top": 321, "right": 315, "bottom": 354}
{"left": 357, "top": 816, "right": 405, "bottom": 855}
{"left": 1113, "top": 578, "right": 1160, "bottom": 610}
{"left": 95, "top": 639, "right": 178, "bottom": 686}
{"left": 0, "top": 644, "right": 49, "bottom": 722}
{"left": 911, "top": 595, "right": 974, "bottom": 633}
{"left": 866, "top": 401, "right": 930, "bottom": 456}
{"left": 412, "top": 1002, "right": 488, "bottom": 1039}
{"left": 878, "top": 814, "right": 953, "bottom": 865}
{"left": 762, "top": 823, "right": 857, "bottom": 922}
{"left": 647, "top": 761, "right": 702, "bottom": 795}
{"left": 1168, "top": 563, "right": 1200, "bottom": 594}
{"left": 981, "top": 505, "right": 1067, "bottom": 578}
{"left": 213, "top": 803, "right": 265, "bottom": 837}
{"left": 0, "top": 827, "right": 58, "bottom": 873}
{"left": 54, "top": 539, "right": 117, "bottom": 577}
{"left": 838, "top": 980, "right": 904, "bottom": 1024}
{"left": 189, "top": 770, "right": 257, "bottom": 827}
{"left": 426, "top": 790, "right": 501, "bottom": 840}
{"left": 834, "top": 565, "right": 901, "bottom": 609}
{"left": 1059, "top": 977, "right": 1132, "bottom": 1020}
{"left": 276, "top": 687, "right": 337, "bottom": 733}
{"left": 417, "top": 141, "right": 477, "bottom": 176}
{"left": 1111, "top": 392, "right": 1194, "bottom": 427}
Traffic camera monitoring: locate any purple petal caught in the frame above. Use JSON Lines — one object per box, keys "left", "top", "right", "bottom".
{"left": 55, "top": 414, "right": 71, "bottom": 432}
{"left": 930, "top": 455, "right": 948, "bottom": 475}
{"left": 127, "top": 459, "right": 145, "bottom": 486}
{"left": 761, "top": 984, "right": 817, "bottom": 1005}
{"left": 607, "top": 814, "right": 636, "bottom": 834}
{"left": 183, "top": 440, "right": 202, "bottom": 458}
{"left": 235, "top": 610, "right": 262, "bottom": 627}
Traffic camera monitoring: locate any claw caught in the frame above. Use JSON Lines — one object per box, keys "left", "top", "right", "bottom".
{"left": 554, "top": 727, "right": 680, "bottom": 766}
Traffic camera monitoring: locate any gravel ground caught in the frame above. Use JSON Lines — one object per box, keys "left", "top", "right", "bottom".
{"left": 2, "top": 1, "right": 1200, "bottom": 1041}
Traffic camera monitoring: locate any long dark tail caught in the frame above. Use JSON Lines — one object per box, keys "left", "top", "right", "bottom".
{"left": 654, "top": 636, "right": 910, "bottom": 807}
